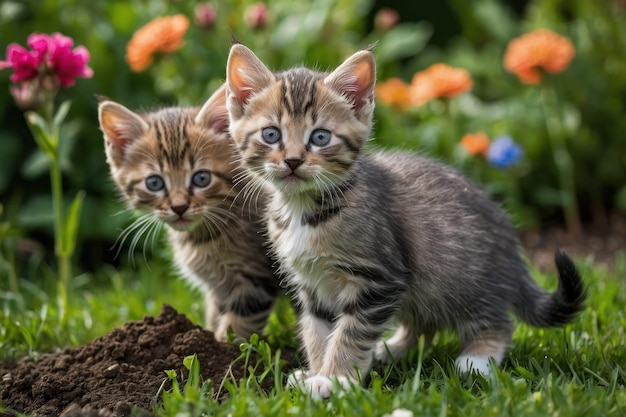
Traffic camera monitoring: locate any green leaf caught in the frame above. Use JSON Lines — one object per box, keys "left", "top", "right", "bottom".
{"left": 183, "top": 353, "right": 201, "bottom": 391}
{"left": 58, "top": 119, "right": 81, "bottom": 174}
{"left": 17, "top": 324, "right": 34, "bottom": 351}
{"left": 17, "top": 195, "right": 54, "bottom": 229}
{"left": 0, "top": 221, "right": 22, "bottom": 239}
{"left": 164, "top": 369, "right": 177, "bottom": 380}
{"left": 375, "top": 22, "right": 433, "bottom": 65}
{"left": 473, "top": 0, "right": 517, "bottom": 42}
{"left": 25, "top": 111, "right": 56, "bottom": 157}
{"left": 21, "top": 149, "right": 51, "bottom": 179}
{"left": 104, "top": 2, "right": 138, "bottom": 32}
{"left": 0, "top": 1, "right": 26, "bottom": 25}
{"left": 53, "top": 101, "right": 71, "bottom": 128}
{"left": 515, "top": 366, "right": 536, "bottom": 380}
{"left": 62, "top": 190, "right": 85, "bottom": 256}
{"left": 532, "top": 186, "right": 564, "bottom": 207}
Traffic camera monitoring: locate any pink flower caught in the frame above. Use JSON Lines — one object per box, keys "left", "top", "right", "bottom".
{"left": 244, "top": 3, "right": 268, "bottom": 30}
{"left": 0, "top": 32, "right": 93, "bottom": 88}
{"left": 10, "top": 81, "right": 41, "bottom": 110}
{"left": 374, "top": 8, "right": 400, "bottom": 32}
{"left": 48, "top": 33, "right": 93, "bottom": 87}
{"left": 195, "top": 3, "right": 217, "bottom": 29}
{"left": 1, "top": 43, "right": 42, "bottom": 83}
{"left": 28, "top": 33, "right": 52, "bottom": 59}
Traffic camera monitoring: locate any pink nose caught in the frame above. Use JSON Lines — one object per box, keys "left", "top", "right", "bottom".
{"left": 284, "top": 158, "right": 304, "bottom": 171}
{"left": 171, "top": 205, "right": 188, "bottom": 216}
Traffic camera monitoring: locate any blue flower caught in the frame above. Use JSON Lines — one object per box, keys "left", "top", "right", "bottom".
{"left": 487, "top": 135, "right": 522, "bottom": 168}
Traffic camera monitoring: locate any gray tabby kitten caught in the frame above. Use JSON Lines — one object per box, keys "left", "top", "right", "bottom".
{"left": 224, "top": 44, "right": 586, "bottom": 398}
{"left": 98, "top": 85, "right": 278, "bottom": 342}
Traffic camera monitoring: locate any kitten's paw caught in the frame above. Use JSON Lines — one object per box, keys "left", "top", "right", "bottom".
{"left": 374, "top": 340, "right": 393, "bottom": 363}
{"left": 455, "top": 355, "right": 493, "bottom": 376}
{"left": 374, "top": 326, "right": 419, "bottom": 363}
{"left": 212, "top": 332, "right": 228, "bottom": 343}
{"left": 303, "top": 375, "right": 333, "bottom": 399}
{"left": 303, "top": 375, "right": 353, "bottom": 399}
{"left": 286, "top": 369, "right": 314, "bottom": 388}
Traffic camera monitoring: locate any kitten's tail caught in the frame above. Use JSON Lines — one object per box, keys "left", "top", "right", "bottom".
{"left": 516, "top": 250, "right": 586, "bottom": 328}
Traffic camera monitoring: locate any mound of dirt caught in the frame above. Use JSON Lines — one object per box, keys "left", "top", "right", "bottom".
{"left": 0, "top": 305, "right": 246, "bottom": 416}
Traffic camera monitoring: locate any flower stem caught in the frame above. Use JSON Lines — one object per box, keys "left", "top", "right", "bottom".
{"left": 541, "top": 86, "right": 582, "bottom": 236}
{"left": 50, "top": 154, "right": 71, "bottom": 322}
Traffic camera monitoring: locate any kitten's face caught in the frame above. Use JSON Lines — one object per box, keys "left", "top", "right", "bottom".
{"left": 226, "top": 45, "right": 376, "bottom": 193}
{"left": 98, "top": 86, "right": 237, "bottom": 232}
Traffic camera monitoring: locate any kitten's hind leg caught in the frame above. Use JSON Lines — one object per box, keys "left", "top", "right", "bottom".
{"left": 204, "top": 287, "right": 275, "bottom": 342}
{"left": 219, "top": 278, "right": 277, "bottom": 342}
{"left": 455, "top": 322, "right": 512, "bottom": 376}
{"left": 204, "top": 293, "right": 227, "bottom": 341}
{"left": 374, "top": 325, "right": 431, "bottom": 363}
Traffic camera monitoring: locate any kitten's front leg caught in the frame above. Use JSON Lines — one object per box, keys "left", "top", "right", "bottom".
{"left": 303, "top": 289, "right": 398, "bottom": 398}
{"left": 204, "top": 293, "right": 228, "bottom": 341}
{"left": 288, "top": 312, "right": 332, "bottom": 387}
{"left": 303, "top": 314, "right": 377, "bottom": 398}
{"left": 299, "top": 312, "right": 332, "bottom": 372}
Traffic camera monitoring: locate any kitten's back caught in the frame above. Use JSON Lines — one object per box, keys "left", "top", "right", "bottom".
{"left": 357, "top": 150, "right": 584, "bottom": 328}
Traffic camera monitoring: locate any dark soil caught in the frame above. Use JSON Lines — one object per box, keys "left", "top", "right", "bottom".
{"left": 0, "top": 305, "right": 247, "bottom": 417}
{"left": 1, "top": 224, "right": 623, "bottom": 417}
{"left": 520, "top": 222, "right": 626, "bottom": 271}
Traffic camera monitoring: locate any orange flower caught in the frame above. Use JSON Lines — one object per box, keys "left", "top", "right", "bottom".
{"left": 375, "top": 78, "right": 411, "bottom": 108}
{"left": 409, "top": 63, "right": 473, "bottom": 106}
{"left": 126, "top": 14, "right": 190, "bottom": 72}
{"left": 503, "top": 29, "right": 575, "bottom": 84}
{"left": 460, "top": 132, "right": 490, "bottom": 156}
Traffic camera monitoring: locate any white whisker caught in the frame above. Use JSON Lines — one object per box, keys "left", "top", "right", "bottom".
{"left": 112, "top": 213, "right": 154, "bottom": 260}
{"left": 231, "top": 167, "right": 267, "bottom": 220}
{"left": 127, "top": 214, "right": 161, "bottom": 267}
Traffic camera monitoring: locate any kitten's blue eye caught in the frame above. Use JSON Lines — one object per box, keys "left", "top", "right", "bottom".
{"left": 192, "top": 170, "right": 212, "bottom": 188}
{"left": 309, "top": 129, "right": 332, "bottom": 147}
{"left": 262, "top": 127, "right": 281, "bottom": 144}
{"left": 145, "top": 175, "right": 165, "bottom": 192}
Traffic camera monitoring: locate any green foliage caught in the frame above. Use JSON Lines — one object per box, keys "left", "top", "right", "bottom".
{"left": 0, "top": 256, "right": 203, "bottom": 364}
{"left": 1, "top": 0, "right": 623, "bottom": 274}
{"left": 2, "top": 253, "right": 626, "bottom": 415}
{"left": 374, "top": 0, "right": 626, "bottom": 229}
{"left": 159, "top": 354, "right": 215, "bottom": 413}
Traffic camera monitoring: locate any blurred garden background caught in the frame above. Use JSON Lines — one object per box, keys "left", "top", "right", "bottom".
{"left": 0, "top": 0, "right": 625, "bottom": 293}
{"left": 1, "top": 1, "right": 626, "bottom": 415}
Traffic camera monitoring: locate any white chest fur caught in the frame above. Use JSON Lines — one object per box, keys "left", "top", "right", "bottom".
{"left": 268, "top": 195, "right": 362, "bottom": 309}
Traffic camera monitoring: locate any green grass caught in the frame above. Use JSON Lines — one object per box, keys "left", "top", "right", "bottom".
{"left": 1, "top": 252, "right": 626, "bottom": 416}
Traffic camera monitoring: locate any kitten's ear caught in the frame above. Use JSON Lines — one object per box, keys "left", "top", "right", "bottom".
{"left": 226, "top": 44, "right": 274, "bottom": 111}
{"left": 98, "top": 100, "right": 148, "bottom": 166}
{"left": 324, "top": 50, "right": 376, "bottom": 114}
{"left": 195, "top": 84, "right": 229, "bottom": 134}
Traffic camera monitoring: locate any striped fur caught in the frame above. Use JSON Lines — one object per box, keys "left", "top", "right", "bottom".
{"left": 225, "top": 44, "right": 586, "bottom": 397}
{"left": 98, "top": 85, "right": 278, "bottom": 342}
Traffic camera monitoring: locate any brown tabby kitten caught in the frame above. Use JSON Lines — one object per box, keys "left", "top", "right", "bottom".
{"left": 98, "top": 85, "right": 278, "bottom": 342}
{"left": 225, "top": 44, "right": 586, "bottom": 398}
